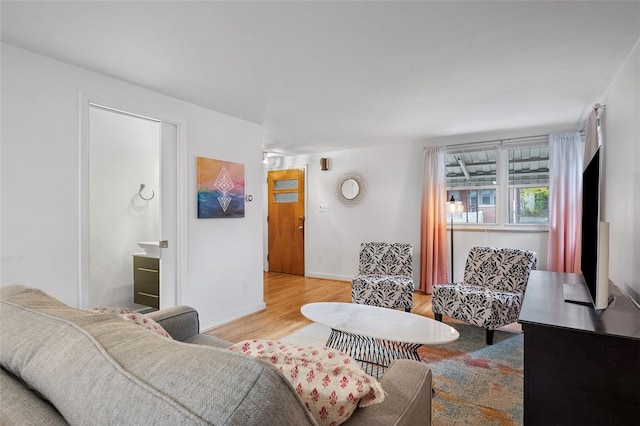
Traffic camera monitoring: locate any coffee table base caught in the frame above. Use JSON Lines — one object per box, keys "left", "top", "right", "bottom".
{"left": 326, "top": 328, "right": 422, "bottom": 378}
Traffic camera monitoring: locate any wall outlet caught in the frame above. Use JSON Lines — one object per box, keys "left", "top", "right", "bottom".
{"left": 318, "top": 255, "right": 323, "bottom": 263}
{"left": 242, "top": 280, "right": 249, "bottom": 291}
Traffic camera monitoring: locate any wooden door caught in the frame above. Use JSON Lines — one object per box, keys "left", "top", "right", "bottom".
{"left": 268, "top": 169, "right": 305, "bottom": 275}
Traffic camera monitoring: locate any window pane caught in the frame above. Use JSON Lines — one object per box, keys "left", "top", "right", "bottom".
{"left": 274, "top": 193, "right": 298, "bottom": 203}
{"left": 446, "top": 150, "right": 497, "bottom": 188}
{"left": 447, "top": 189, "right": 497, "bottom": 224}
{"left": 509, "top": 187, "right": 549, "bottom": 224}
{"left": 274, "top": 179, "right": 298, "bottom": 190}
{"left": 446, "top": 141, "right": 549, "bottom": 228}
{"left": 509, "top": 146, "right": 549, "bottom": 185}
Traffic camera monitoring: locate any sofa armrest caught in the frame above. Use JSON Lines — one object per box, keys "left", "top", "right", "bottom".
{"left": 146, "top": 305, "right": 200, "bottom": 342}
{"left": 346, "top": 359, "right": 432, "bottom": 425}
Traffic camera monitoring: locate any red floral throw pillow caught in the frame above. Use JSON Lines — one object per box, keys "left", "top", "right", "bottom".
{"left": 228, "top": 340, "right": 385, "bottom": 425}
{"left": 89, "top": 307, "right": 172, "bottom": 339}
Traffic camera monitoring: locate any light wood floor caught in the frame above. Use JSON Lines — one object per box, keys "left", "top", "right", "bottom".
{"left": 204, "top": 271, "right": 435, "bottom": 342}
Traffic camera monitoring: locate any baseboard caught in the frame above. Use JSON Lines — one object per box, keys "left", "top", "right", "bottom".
{"left": 304, "top": 271, "right": 352, "bottom": 282}
{"left": 200, "top": 302, "right": 266, "bottom": 331}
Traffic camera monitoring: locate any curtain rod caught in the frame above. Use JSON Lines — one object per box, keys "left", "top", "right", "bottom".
{"left": 426, "top": 103, "right": 602, "bottom": 151}
{"left": 423, "top": 103, "right": 607, "bottom": 149}
{"left": 580, "top": 103, "right": 607, "bottom": 131}
{"left": 422, "top": 134, "right": 549, "bottom": 152}
{"left": 436, "top": 133, "right": 550, "bottom": 152}
{"left": 444, "top": 129, "right": 588, "bottom": 151}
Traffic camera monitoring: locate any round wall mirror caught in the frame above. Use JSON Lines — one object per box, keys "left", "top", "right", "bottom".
{"left": 341, "top": 178, "right": 360, "bottom": 200}
{"left": 336, "top": 172, "right": 366, "bottom": 206}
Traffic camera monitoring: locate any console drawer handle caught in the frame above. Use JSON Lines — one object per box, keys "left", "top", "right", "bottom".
{"left": 137, "top": 267, "right": 158, "bottom": 273}
{"left": 138, "top": 292, "right": 158, "bottom": 299}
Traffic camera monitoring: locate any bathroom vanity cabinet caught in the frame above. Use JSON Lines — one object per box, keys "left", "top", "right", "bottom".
{"left": 133, "top": 255, "right": 160, "bottom": 309}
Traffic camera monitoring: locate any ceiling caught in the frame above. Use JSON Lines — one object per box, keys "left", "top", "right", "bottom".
{"left": 2, "top": 1, "right": 639, "bottom": 155}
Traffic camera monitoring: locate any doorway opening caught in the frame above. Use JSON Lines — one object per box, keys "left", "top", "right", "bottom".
{"left": 89, "top": 106, "right": 160, "bottom": 308}
{"left": 80, "top": 100, "right": 180, "bottom": 310}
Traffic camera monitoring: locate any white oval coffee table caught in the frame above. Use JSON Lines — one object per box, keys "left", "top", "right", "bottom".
{"left": 301, "top": 302, "right": 459, "bottom": 377}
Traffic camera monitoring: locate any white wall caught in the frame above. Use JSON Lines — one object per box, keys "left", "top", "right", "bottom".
{"left": 89, "top": 107, "right": 160, "bottom": 308}
{"left": 270, "top": 140, "right": 548, "bottom": 285}
{"left": 269, "top": 143, "right": 424, "bottom": 281}
{"left": 1, "top": 44, "right": 265, "bottom": 329}
{"left": 599, "top": 40, "right": 640, "bottom": 305}
{"left": 270, "top": 41, "right": 639, "bottom": 303}
{"left": 271, "top": 40, "right": 638, "bottom": 301}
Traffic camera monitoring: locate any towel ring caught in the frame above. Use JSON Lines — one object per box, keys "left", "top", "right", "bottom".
{"left": 139, "top": 184, "right": 155, "bottom": 201}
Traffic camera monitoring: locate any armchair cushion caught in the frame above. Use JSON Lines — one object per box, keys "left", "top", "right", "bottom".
{"left": 352, "top": 275, "right": 414, "bottom": 310}
{"left": 431, "top": 284, "right": 524, "bottom": 330}
{"left": 463, "top": 246, "right": 536, "bottom": 293}
{"left": 352, "top": 243, "right": 414, "bottom": 311}
{"left": 358, "top": 242, "right": 412, "bottom": 277}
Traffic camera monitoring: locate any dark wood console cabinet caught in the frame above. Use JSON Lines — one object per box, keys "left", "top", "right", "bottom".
{"left": 519, "top": 271, "right": 640, "bottom": 425}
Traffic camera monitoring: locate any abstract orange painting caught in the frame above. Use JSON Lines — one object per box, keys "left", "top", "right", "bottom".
{"left": 197, "top": 157, "right": 245, "bottom": 218}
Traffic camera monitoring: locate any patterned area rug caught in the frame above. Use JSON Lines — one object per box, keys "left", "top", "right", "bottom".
{"left": 282, "top": 322, "right": 523, "bottom": 425}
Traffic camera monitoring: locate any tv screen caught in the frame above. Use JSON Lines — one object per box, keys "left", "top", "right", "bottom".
{"left": 579, "top": 146, "right": 610, "bottom": 309}
{"left": 581, "top": 147, "right": 599, "bottom": 300}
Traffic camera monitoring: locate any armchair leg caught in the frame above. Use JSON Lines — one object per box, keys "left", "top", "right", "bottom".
{"left": 434, "top": 313, "right": 442, "bottom": 322}
{"left": 486, "top": 329, "right": 494, "bottom": 345}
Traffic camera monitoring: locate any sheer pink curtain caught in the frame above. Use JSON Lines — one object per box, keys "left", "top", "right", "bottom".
{"left": 420, "top": 146, "right": 449, "bottom": 293}
{"left": 547, "top": 130, "right": 584, "bottom": 272}
{"left": 584, "top": 108, "right": 600, "bottom": 163}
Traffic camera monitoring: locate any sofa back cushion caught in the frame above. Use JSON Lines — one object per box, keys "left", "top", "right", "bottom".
{"left": 0, "top": 285, "right": 316, "bottom": 426}
{"left": 463, "top": 246, "right": 537, "bottom": 293}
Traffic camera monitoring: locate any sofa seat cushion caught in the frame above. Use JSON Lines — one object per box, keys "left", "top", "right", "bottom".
{"left": 229, "top": 340, "right": 384, "bottom": 425}
{"left": 0, "top": 285, "right": 316, "bottom": 426}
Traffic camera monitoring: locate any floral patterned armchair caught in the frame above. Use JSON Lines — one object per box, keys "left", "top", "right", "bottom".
{"left": 432, "top": 246, "right": 537, "bottom": 345}
{"left": 351, "top": 242, "right": 414, "bottom": 312}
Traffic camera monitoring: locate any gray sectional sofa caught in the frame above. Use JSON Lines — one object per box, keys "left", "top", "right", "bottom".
{"left": 0, "top": 285, "right": 432, "bottom": 425}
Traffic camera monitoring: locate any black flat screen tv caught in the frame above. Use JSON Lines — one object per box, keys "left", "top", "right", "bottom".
{"left": 564, "top": 145, "right": 611, "bottom": 309}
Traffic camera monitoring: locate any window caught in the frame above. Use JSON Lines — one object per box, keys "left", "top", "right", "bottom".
{"left": 446, "top": 149, "right": 498, "bottom": 224}
{"left": 273, "top": 178, "right": 299, "bottom": 203}
{"left": 446, "top": 138, "right": 549, "bottom": 228}
{"left": 508, "top": 145, "right": 549, "bottom": 224}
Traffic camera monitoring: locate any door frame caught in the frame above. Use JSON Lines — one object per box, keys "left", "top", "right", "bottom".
{"left": 263, "top": 163, "right": 308, "bottom": 274}
{"left": 78, "top": 92, "right": 188, "bottom": 309}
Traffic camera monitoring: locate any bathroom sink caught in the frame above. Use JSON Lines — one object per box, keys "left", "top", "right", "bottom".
{"left": 137, "top": 241, "right": 160, "bottom": 258}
